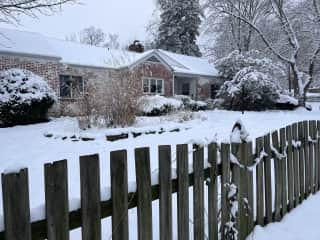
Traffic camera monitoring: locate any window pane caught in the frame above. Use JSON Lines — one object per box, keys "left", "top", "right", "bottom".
{"left": 157, "top": 80, "right": 163, "bottom": 94}
{"left": 71, "top": 76, "right": 83, "bottom": 98}
{"left": 59, "top": 75, "right": 71, "bottom": 98}
{"left": 143, "top": 79, "right": 149, "bottom": 93}
{"left": 150, "top": 79, "right": 157, "bottom": 93}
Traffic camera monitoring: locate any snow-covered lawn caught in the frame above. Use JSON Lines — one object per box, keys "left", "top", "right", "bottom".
{"left": 1, "top": 104, "right": 320, "bottom": 239}
{"left": 248, "top": 192, "right": 320, "bottom": 240}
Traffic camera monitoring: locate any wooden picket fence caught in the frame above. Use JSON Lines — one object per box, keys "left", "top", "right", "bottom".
{"left": 0, "top": 120, "right": 319, "bottom": 240}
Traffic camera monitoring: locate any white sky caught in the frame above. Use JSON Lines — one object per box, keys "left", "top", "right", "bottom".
{"left": 0, "top": 0, "right": 156, "bottom": 45}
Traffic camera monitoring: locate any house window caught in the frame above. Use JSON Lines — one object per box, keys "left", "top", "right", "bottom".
{"left": 59, "top": 75, "right": 84, "bottom": 98}
{"left": 143, "top": 78, "right": 164, "bottom": 94}
{"left": 210, "top": 84, "right": 220, "bottom": 99}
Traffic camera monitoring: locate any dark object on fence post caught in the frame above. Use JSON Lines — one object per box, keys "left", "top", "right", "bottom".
{"left": 255, "top": 137, "right": 264, "bottom": 226}
{"left": 303, "top": 121, "right": 310, "bottom": 197}
{"left": 135, "top": 148, "right": 153, "bottom": 240}
{"left": 176, "top": 144, "right": 189, "bottom": 240}
{"left": 208, "top": 143, "right": 218, "bottom": 240}
{"left": 279, "top": 128, "right": 287, "bottom": 217}
{"left": 286, "top": 125, "right": 294, "bottom": 211}
{"left": 193, "top": 145, "right": 204, "bottom": 240}
{"left": 221, "top": 143, "right": 230, "bottom": 240}
{"left": 292, "top": 123, "right": 300, "bottom": 206}
{"left": 44, "top": 160, "right": 69, "bottom": 240}
{"left": 298, "top": 122, "right": 305, "bottom": 202}
{"left": 2, "top": 169, "right": 31, "bottom": 240}
{"left": 110, "top": 150, "right": 129, "bottom": 240}
{"left": 159, "top": 145, "right": 172, "bottom": 240}
{"left": 80, "top": 154, "right": 101, "bottom": 240}
{"left": 272, "top": 130, "right": 282, "bottom": 221}
{"left": 263, "top": 134, "right": 273, "bottom": 224}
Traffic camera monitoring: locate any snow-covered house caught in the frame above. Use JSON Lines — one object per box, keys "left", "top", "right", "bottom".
{"left": 0, "top": 28, "right": 223, "bottom": 115}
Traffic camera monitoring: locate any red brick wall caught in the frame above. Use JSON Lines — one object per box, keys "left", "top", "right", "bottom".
{"left": 130, "top": 62, "right": 174, "bottom": 97}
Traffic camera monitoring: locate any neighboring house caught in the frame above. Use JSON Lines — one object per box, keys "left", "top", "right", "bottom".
{"left": 0, "top": 28, "right": 223, "bottom": 115}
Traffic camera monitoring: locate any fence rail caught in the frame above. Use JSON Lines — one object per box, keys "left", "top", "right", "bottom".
{"left": 0, "top": 120, "right": 319, "bottom": 240}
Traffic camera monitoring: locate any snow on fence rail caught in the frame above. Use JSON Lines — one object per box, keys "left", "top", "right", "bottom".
{"left": 0, "top": 120, "right": 319, "bottom": 240}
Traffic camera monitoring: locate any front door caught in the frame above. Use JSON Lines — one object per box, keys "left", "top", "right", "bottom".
{"left": 182, "top": 83, "right": 190, "bottom": 96}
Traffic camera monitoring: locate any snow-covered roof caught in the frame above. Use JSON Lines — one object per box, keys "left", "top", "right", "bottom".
{"left": 0, "top": 28, "right": 59, "bottom": 59}
{"left": 0, "top": 28, "right": 219, "bottom": 77}
{"left": 156, "top": 49, "right": 219, "bottom": 77}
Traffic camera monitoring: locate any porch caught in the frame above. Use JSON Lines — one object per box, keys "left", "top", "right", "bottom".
{"left": 173, "top": 76, "right": 197, "bottom": 99}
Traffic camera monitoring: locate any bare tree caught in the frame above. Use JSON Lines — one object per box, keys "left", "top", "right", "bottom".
{"left": 104, "top": 33, "right": 120, "bottom": 49}
{"left": 0, "top": 0, "right": 77, "bottom": 24}
{"left": 66, "top": 26, "right": 106, "bottom": 47}
{"left": 78, "top": 26, "right": 106, "bottom": 46}
{"left": 206, "top": 0, "right": 320, "bottom": 105}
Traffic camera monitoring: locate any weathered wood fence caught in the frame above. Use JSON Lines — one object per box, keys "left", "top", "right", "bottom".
{"left": 0, "top": 120, "right": 319, "bottom": 240}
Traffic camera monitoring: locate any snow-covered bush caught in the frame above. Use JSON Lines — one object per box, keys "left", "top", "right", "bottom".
{"left": 0, "top": 69, "right": 56, "bottom": 127}
{"left": 217, "top": 67, "right": 282, "bottom": 111}
{"left": 174, "top": 95, "right": 208, "bottom": 111}
{"left": 138, "top": 95, "right": 182, "bottom": 116}
{"left": 79, "top": 70, "right": 138, "bottom": 128}
{"left": 215, "top": 50, "right": 286, "bottom": 82}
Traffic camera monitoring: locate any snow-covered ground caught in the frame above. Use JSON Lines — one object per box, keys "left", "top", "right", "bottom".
{"left": 1, "top": 104, "right": 320, "bottom": 239}
{"left": 248, "top": 192, "right": 320, "bottom": 240}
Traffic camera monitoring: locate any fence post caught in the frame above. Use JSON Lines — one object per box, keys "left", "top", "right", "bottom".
{"left": 110, "top": 150, "right": 129, "bottom": 240}
{"left": 80, "top": 154, "right": 101, "bottom": 240}
{"left": 208, "top": 143, "right": 218, "bottom": 240}
{"left": 193, "top": 145, "right": 204, "bottom": 240}
{"left": 231, "top": 143, "right": 240, "bottom": 233}
{"left": 45, "top": 160, "right": 69, "bottom": 240}
{"left": 303, "top": 121, "right": 310, "bottom": 197}
{"left": 263, "top": 134, "right": 272, "bottom": 224}
{"left": 272, "top": 131, "right": 282, "bottom": 221}
{"left": 279, "top": 128, "right": 287, "bottom": 217}
{"left": 298, "top": 122, "right": 305, "bottom": 202}
{"left": 221, "top": 143, "right": 230, "bottom": 240}
{"left": 159, "top": 145, "right": 172, "bottom": 240}
{"left": 255, "top": 137, "right": 264, "bottom": 226}
{"left": 176, "top": 144, "right": 189, "bottom": 240}
{"left": 135, "top": 148, "right": 153, "bottom": 240}
{"left": 292, "top": 123, "right": 300, "bottom": 207}
{"left": 2, "top": 169, "right": 31, "bottom": 240}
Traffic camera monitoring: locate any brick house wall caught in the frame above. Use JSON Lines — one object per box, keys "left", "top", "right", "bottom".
{"left": 0, "top": 54, "right": 60, "bottom": 94}
{"left": 130, "top": 62, "right": 174, "bottom": 97}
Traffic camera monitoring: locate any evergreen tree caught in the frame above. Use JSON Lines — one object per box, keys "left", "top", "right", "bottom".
{"left": 156, "top": 0, "right": 202, "bottom": 57}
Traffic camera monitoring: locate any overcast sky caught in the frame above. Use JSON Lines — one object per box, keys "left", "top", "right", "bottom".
{"left": 0, "top": 0, "right": 156, "bottom": 45}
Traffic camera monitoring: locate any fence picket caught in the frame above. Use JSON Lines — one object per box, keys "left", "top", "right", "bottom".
{"left": 80, "top": 154, "right": 101, "bottom": 240}
{"left": 311, "top": 121, "right": 317, "bottom": 193}
{"left": 316, "top": 121, "right": 320, "bottom": 191}
{"left": 292, "top": 123, "right": 300, "bottom": 207}
{"left": 2, "top": 169, "right": 31, "bottom": 240}
{"left": 193, "top": 145, "right": 204, "bottom": 240}
{"left": 110, "top": 150, "right": 128, "bottom": 240}
{"left": 303, "top": 121, "right": 310, "bottom": 197}
{"left": 246, "top": 142, "right": 254, "bottom": 234}
{"left": 256, "top": 137, "right": 264, "bottom": 226}
{"left": 238, "top": 143, "right": 247, "bottom": 240}
{"left": 272, "top": 131, "right": 282, "bottom": 221}
{"left": 221, "top": 143, "right": 231, "bottom": 239}
{"left": 176, "top": 144, "right": 189, "bottom": 240}
{"left": 263, "top": 134, "right": 273, "bottom": 224}
{"left": 45, "top": 160, "right": 69, "bottom": 240}
{"left": 159, "top": 145, "right": 172, "bottom": 240}
{"left": 298, "top": 122, "right": 305, "bottom": 202}
{"left": 208, "top": 143, "right": 218, "bottom": 240}
{"left": 279, "top": 128, "right": 287, "bottom": 216}
{"left": 231, "top": 143, "right": 240, "bottom": 233}
{"left": 286, "top": 126, "right": 294, "bottom": 211}
{"left": 135, "top": 148, "right": 153, "bottom": 240}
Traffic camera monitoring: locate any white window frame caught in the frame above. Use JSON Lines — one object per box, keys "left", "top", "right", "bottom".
{"left": 143, "top": 77, "right": 165, "bottom": 95}
{"left": 59, "top": 75, "right": 85, "bottom": 99}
